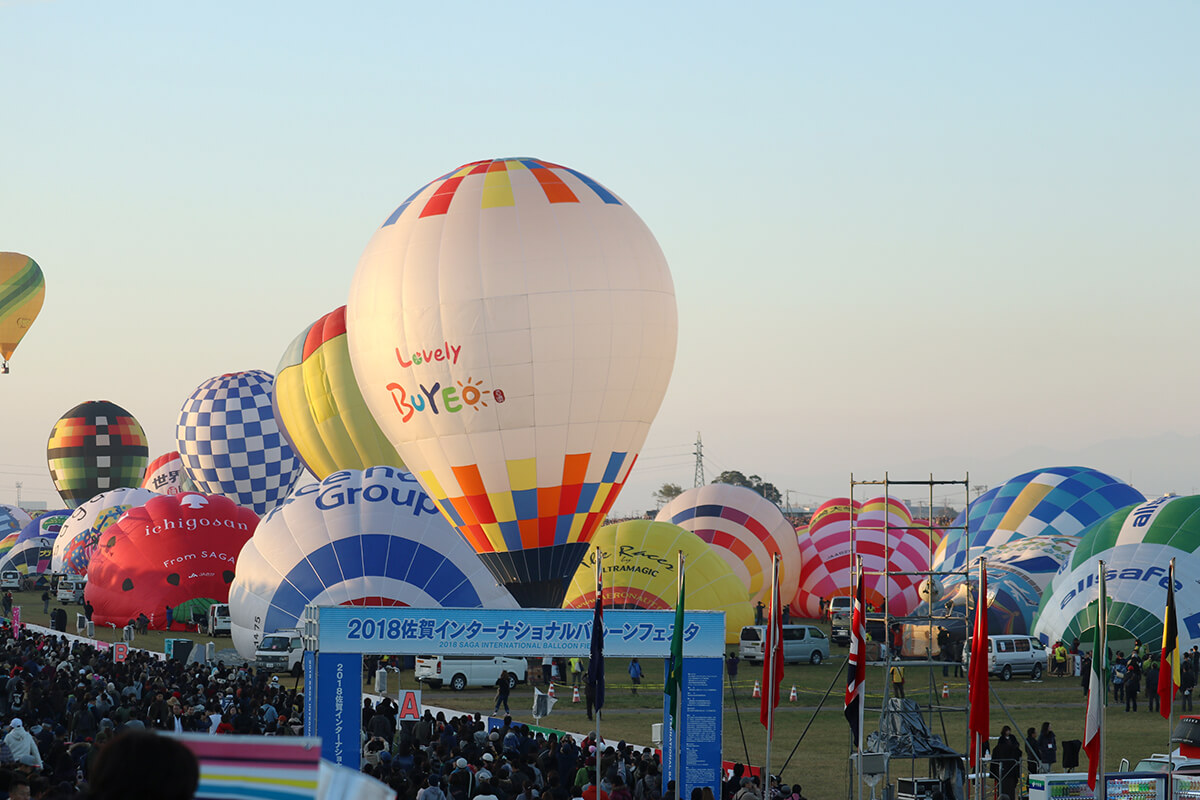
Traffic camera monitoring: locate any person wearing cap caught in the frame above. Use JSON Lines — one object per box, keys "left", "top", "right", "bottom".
{"left": 4, "top": 718, "right": 41, "bottom": 770}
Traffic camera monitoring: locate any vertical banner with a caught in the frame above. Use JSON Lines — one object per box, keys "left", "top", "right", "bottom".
{"left": 316, "top": 652, "right": 361, "bottom": 769}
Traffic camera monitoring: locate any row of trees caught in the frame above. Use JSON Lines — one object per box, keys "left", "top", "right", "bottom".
{"left": 654, "top": 470, "right": 782, "bottom": 506}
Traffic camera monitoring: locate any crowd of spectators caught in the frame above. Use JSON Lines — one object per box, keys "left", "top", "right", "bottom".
{"left": 0, "top": 621, "right": 301, "bottom": 798}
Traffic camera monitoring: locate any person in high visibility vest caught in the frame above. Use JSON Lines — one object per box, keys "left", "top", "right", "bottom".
{"left": 890, "top": 665, "right": 905, "bottom": 698}
{"left": 569, "top": 656, "right": 584, "bottom": 687}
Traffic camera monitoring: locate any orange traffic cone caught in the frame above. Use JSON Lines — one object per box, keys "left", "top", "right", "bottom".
{"left": 942, "top": 683, "right": 950, "bottom": 699}
{"left": 789, "top": 685, "right": 798, "bottom": 702}
{"left": 548, "top": 683, "right": 556, "bottom": 699}
{"left": 572, "top": 686, "right": 581, "bottom": 703}
{"left": 752, "top": 680, "right": 761, "bottom": 698}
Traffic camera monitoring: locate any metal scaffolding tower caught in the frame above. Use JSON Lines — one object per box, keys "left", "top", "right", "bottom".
{"left": 849, "top": 472, "right": 975, "bottom": 799}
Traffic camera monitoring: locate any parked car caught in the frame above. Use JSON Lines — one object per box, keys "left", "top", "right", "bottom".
{"left": 962, "top": 634, "right": 1046, "bottom": 680}
{"left": 830, "top": 597, "right": 853, "bottom": 644}
{"left": 414, "top": 655, "right": 528, "bottom": 691}
{"left": 255, "top": 629, "right": 305, "bottom": 676}
{"left": 739, "top": 624, "right": 830, "bottom": 665}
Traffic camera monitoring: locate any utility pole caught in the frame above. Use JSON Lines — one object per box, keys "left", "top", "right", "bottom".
{"left": 692, "top": 433, "right": 705, "bottom": 488}
{"left": 972, "top": 484, "right": 987, "bottom": 499}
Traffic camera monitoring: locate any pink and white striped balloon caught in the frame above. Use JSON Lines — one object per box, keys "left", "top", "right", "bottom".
{"left": 793, "top": 496, "right": 942, "bottom": 616}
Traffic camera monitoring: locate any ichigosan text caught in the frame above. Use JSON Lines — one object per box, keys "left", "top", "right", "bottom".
{"left": 385, "top": 346, "right": 504, "bottom": 423}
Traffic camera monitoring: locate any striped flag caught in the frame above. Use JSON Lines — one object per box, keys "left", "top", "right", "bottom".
{"left": 1084, "top": 564, "right": 1107, "bottom": 789}
{"left": 1159, "top": 558, "right": 1180, "bottom": 719}
{"left": 843, "top": 559, "right": 866, "bottom": 747}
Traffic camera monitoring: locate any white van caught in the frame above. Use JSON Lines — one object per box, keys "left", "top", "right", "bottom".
{"left": 414, "top": 655, "right": 528, "bottom": 691}
{"left": 206, "top": 603, "right": 231, "bottom": 637}
{"left": 57, "top": 576, "right": 87, "bottom": 604}
{"left": 962, "top": 634, "right": 1046, "bottom": 681}
{"left": 830, "top": 597, "right": 853, "bottom": 644}
{"left": 740, "top": 625, "right": 830, "bottom": 665}
{"left": 255, "top": 629, "right": 305, "bottom": 676}
{"left": 0, "top": 571, "right": 21, "bottom": 591}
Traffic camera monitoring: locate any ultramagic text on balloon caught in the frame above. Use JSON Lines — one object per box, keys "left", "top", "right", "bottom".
{"left": 266, "top": 466, "right": 439, "bottom": 521}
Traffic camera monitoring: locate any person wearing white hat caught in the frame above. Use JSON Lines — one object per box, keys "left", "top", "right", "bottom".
{"left": 4, "top": 718, "right": 41, "bottom": 770}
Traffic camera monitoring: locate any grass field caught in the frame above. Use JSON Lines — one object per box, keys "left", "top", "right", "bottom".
{"left": 376, "top": 640, "right": 1184, "bottom": 799}
{"left": 13, "top": 590, "right": 1180, "bottom": 798}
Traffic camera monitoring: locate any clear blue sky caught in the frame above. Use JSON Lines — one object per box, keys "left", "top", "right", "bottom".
{"left": 4, "top": 1, "right": 1199, "bottom": 514}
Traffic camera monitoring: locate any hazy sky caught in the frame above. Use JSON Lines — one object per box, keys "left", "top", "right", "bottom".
{"left": 4, "top": 1, "right": 1199, "bottom": 515}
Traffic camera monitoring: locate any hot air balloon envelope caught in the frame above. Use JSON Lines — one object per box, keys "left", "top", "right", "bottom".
{"left": 47, "top": 401, "right": 149, "bottom": 508}
{"left": 0, "top": 252, "right": 46, "bottom": 367}
{"left": 176, "top": 371, "right": 303, "bottom": 516}
{"left": 85, "top": 493, "right": 259, "bottom": 630}
{"left": 273, "top": 306, "right": 405, "bottom": 479}
{"left": 229, "top": 467, "right": 516, "bottom": 658}
{"left": 347, "top": 158, "right": 677, "bottom": 607}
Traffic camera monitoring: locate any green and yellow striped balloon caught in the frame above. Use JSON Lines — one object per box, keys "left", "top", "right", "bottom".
{"left": 0, "top": 252, "right": 46, "bottom": 365}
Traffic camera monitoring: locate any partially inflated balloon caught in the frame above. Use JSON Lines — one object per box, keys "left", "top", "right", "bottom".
{"left": 562, "top": 520, "right": 753, "bottom": 644}
{"left": 141, "top": 452, "right": 196, "bottom": 496}
{"left": 934, "top": 466, "right": 1144, "bottom": 573}
{"left": 85, "top": 493, "right": 259, "bottom": 630}
{"left": 273, "top": 307, "right": 405, "bottom": 479}
{"left": 229, "top": 467, "right": 516, "bottom": 658}
{"left": 655, "top": 484, "right": 802, "bottom": 604}
{"left": 176, "top": 371, "right": 303, "bottom": 516}
{"left": 52, "top": 488, "right": 160, "bottom": 575}
{"left": 0, "top": 252, "right": 46, "bottom": 368}
{"left": 1, "top": 510, "right": 69, "bottom": 582}
{"left": 795, "top": 497, "right": 939, "bottom": 616}
{"left": 0, "top": 505, "right": 32, "bottom": 539}
{"left": 1034, "top": 495, "right": 1200, "bottom": 650}
{"left": 46, "top": 401, "right": 149, "bottom": 508}
{"left": 348, "top": 158, "right": 677, "bottom": 607}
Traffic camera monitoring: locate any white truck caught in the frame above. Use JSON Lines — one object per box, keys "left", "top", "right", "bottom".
{"left": 206, "top": 603, "right": 231, "bottom": 637}
{"left": 254, "top": 629, "right": 305, "bottom": 676}
{"left": 56, "top": 576, "right": 87, "bottom": 604}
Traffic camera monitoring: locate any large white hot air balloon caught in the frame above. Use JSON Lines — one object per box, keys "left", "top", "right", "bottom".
{"left": 347, "top": 158, "right": 677, "bottom": 607}
{"left": 229, "top": 467, "right": 517, "bottom": 658}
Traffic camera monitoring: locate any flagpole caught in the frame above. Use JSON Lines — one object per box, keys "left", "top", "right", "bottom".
{"left": 764, "top": 554, "right": 779, "bottom": 800}
{"left": 674, "top": 551, "right": 684, "bottom": 800}
{"left": 596, "top": 553, "right": 602, "bottom": 798}
{"left": 1099, "top": 560, "right": 1108, "bottom": 800}
{"left": 856, "top": 555, "right": 865, "bottom": 800}
{"left": 1166, "top": 559, "right": 1175, "bottom": 800}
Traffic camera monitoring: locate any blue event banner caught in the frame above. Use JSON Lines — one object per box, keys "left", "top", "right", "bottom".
{"left": 314, "top": 607, "right": 726, "bottom": 659}
{"left": 302, "top": 650, "right": 317, "bottom": 738}
{"left": 315, "top": 652, "right": 361, "bottom": 770}
{"left": 661, "top": 657, "right": 723, "bottom": 799}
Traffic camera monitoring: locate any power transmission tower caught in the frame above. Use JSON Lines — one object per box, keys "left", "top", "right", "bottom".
{"left": 693, "top": 433, "right": 705, "bottom": 488}
{"left": 14, "top": 482, "right": 21, "bottom": 508}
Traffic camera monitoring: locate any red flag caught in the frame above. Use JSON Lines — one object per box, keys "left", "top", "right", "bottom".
{"left": 843, "top": 562, "right": 866, "bottom": 747}
{"left": 968, "top": 561, "right": 989, "bottom": 767}
{"left": 760, "top": 556, "right": 783, "bottom": 734}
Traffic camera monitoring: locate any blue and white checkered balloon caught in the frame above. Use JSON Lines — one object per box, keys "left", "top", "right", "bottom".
{"left": 176, "top": 370, "right": 303, "bottom": 516}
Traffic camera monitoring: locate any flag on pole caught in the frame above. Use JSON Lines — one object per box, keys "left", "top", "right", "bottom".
{"left": 967, "top": 560, "right": 989, "bottom": 767}
{"left": 844, "top": 559, "right": 866, "bottom": 747}
{"left": 587, "top": 556, "right": 605, "bottom": 713}
{"left": 760, "top": 555, "right": 783, "bottom": 732}
{"left": 1159, "top": 558, "right": 1180, "bottom": 720}
{"left": 666, "top": 553, "right": 686, "bottom": 723}
{"left": 1084, "top": 564, "right": 1108, "bottom": 789}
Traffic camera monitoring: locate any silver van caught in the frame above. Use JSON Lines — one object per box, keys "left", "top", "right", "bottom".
{"left": 962, "top": 634, "right": 1046, "bottom": 681}
{"left": 740, "top": 625, "right": 829, "bottom": 665}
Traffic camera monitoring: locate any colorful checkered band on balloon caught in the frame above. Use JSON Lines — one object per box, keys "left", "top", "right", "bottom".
{"left": 381, "top": 158, "right": 623, "bottom": 227}
{"left": 420, "top": 451, "right": 634, "bottom": 554}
